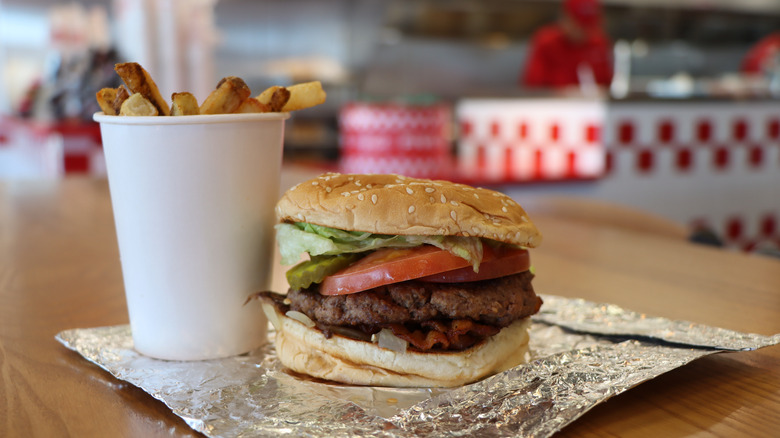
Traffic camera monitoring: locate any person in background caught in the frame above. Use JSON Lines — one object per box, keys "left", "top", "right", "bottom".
{"left": 741, "top": 32, "right": 780, "bottom": 77}
{"left": 520, "top": 0, "right": 613, "bottom": 94}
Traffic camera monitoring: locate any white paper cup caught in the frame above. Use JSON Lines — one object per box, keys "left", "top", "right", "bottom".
{"left": 94, "top": 112, "right": 289, "bottom": 360}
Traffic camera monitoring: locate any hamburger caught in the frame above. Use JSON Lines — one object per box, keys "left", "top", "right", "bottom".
{"left": 257, "top": 173, "right": 543, "bottom": 387}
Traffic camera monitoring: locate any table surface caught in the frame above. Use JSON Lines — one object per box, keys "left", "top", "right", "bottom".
{"left": 2, "top": 175, "right": 779, "bottom": 437}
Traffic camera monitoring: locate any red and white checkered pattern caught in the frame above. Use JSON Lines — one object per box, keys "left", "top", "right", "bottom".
{"left": 0, "top": 117, "right": 104, "bottom": 176}
{"left": 483, "top": 99, "right": 780, "bottom": 252}
{"left": 339, "top": 102, "right": 454, "bottom": 179}
{"left": 601, "top": 101, "right": 780, "bottom": 250}
{"left": 691, "top": 213, "right": 780, "bottom": 252}
{"left": 604, "top": 101, "right": 780, "bottom": 176}
{"left": 456, "top": 99, "right": 606, "bottom": 183}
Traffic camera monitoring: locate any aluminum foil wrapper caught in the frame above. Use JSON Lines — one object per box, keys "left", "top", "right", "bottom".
{"left": 56, "top": 294, "right": 780, "bottom": 437}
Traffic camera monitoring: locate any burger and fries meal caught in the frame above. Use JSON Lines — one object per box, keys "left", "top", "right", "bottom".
{"left": 97, "top": 62, "right": 542, "bottom": 388}
{"left": 253, "top": 173, "right": 544, "bottom": 387}
{"left": 96, "top": 62, "right": 326, "bottom": 116}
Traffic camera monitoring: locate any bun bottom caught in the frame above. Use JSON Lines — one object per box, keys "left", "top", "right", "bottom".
{"left": 262, "top": 302, "right": 531, "bottom": 387}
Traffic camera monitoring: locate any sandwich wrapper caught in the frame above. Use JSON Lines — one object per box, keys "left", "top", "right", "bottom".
{"left": 56, "top": 294, "right": 780, "bottom": 437}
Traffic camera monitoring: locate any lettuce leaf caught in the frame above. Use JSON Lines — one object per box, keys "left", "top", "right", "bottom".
{"left": 275, "top": 222, "right": 484, "bottom": 270}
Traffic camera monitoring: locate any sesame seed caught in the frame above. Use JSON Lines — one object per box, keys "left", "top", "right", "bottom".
{"left": 351, "top": 190, "right": 360, "bottom": 194}
{"left": 483, "top": 213, "right": 490, "bottom": 219}
{"left": 355, "top": 181, "right": 362, "bottom": 186}
{"left": 366, "top": 184, "right": 373, "bottom": 189}
{"left": 451, "top": 200, "right": 459, "bottom": 206}
{"left": 358, "top": 193, "right": 364, "bottom": 201}
{"left": 450, "top": 211, "right": 457, "bottom": 220}
{"left": 297, "top": 213, "right": 304, "bottom": 220}
{"left": 325, "top": 187, "right": 332, "bottom": 193}
{"left": 348, "top": 176, "right": 354, "bottom": 181}
{"left": 463, "top": 231, "right": 470, "bottom": 237}
{"left": 406, "top": 187, "right": 414, "bottom": 195}
{"left": 408, "top": 205, "right": 416, "bottom": 214}
{"left": 425, "top": 187, "right": 435, "bottom": 193}
{"left": 371, "top": 194, "right": 378, "bottom": 204}
{"left": 312, "top": 181, "right": 319, "bottom": 186}
{"left": 441, "top": 194, "right": 447, "bottom": 203}
{"left": 521, "top": 216, "right": 529, "bottom": 222}
{"left": 341, "top": 192, "right": 350, "bottom": 197}
{"left": 473, "top": 193, "right": 479, "bottom": 199}
{"left": 502, "top": 206, "right": 508, "bottom": 213}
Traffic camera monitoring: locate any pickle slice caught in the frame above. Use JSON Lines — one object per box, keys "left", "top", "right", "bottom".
{"left": 285, "top": 253, "right": 363, "bottom": 291}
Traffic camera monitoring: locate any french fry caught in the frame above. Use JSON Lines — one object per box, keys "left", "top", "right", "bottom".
{"left": 112, "top": 86, "right": 130, "bottom": 114}
{"left": 199, "top": 76, "right": 251, "bottom": 114}
{"left": 235, "top": 98, "right": 270, "bottom": 113}
{"left": 98, "top": 62, "right": 325, "bottom": 117}
{"left": 114, "top": 62, "right": 170, "bottom": 115}
{"left": 269, "top": 87, "right": 291, "bottom": 112}
{"left": 119, "top": 93, "right": 159, "bottom": 116}
{"left": 96, "top": 88, "right": 117, "bottom": 115}
{"left": 171, "top": 92, "right": 200, "bottom": 116}
{"left": 281, "top": 81, "right": 326, "bottom": 112}
{"left": 255, "top": 85, "right": 281, "bottom": 107}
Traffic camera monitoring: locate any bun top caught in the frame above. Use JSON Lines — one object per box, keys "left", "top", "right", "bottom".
{"left": 276, "top": 173, "right": 542, "bottom": 248}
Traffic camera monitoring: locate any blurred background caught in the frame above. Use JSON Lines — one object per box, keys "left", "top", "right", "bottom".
{"left": 1, "top": 0, "right": 779, "bottom": 253}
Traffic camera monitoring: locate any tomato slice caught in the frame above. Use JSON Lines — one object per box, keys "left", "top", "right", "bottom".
{"left": 418, "top": 247, "right": 530, "bottom": 283}
{"left": 319, "top": 245, "right": 471, "bottom": 296}
{"left": 318, "top": 245, "right": 531, "bottom": 295}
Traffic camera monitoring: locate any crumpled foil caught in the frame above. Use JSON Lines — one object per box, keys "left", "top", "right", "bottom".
{"left": 56, "top": 294, "right": 780, "bottom": 438}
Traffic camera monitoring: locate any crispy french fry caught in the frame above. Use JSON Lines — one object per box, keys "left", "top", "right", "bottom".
{"left": 119, "top": 93, "right": 159, "bottom": 116}
{"left": 171, "top": 92, "right": 200, "bottom": 116}
{"left": 281, "top": 81, "right": 326, "bottom": 111}
{"left": 96, "top": 88, "right": 117, "bottom": 115}
{"left": 114, "top": 62, "right": 170, "bottom": 115}
{"left": 255, "top": 85, "right": 281, "bottom": 106}
{"left": 112, "top": 86, "right": 130, "bottom": 114}
{"left": 269, "top": 87, "right": 291, "bottom": 112}
{"left": 199, "top": 76, "right": 251, "bottom": 114}
{"left": 235, "top": 98, "right": 271, "bottom": 113}
{"left": 255, "top": 85, "right": 294, "bottom": 111}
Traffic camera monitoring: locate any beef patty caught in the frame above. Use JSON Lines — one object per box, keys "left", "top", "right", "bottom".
{"left": 285, "top": 271, "right": 542, "bottom": 328}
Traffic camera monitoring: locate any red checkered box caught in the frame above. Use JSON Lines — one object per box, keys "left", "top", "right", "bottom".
{"left": 456, "top": 99, "right": 606, "bottom": 183}
{"left": 339, "top": 102, "right": 454, "bottom": 179}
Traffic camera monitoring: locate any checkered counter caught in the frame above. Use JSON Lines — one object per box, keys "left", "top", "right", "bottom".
{"left": 457, "top": 98, "right": 780, "bottom": 251}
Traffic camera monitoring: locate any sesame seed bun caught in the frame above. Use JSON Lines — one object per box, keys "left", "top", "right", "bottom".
{"left": 275, "top": 173, "right": 542, "bottom": 248}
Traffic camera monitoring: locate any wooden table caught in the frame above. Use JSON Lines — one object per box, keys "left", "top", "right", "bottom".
{"left": 2, "top": 176, "right": 779, "bottom": 437}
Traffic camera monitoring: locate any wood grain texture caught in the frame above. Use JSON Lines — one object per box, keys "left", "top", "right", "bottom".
{"left": 2, "top": 175, "right": 779, "bottom": 437}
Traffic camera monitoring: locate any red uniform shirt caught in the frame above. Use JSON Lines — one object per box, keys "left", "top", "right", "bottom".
{"left": 741, "top": 32, "right": 780, "bottom": 75}
{"left": 521, "top": 24, "right": 613, "bottom": 89}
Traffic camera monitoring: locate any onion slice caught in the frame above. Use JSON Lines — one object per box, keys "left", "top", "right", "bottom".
{"left": 375, "top": 328, "right": 408, "bottom": 353}
{"left": 261, "top": 303, "right": 280, "bottom": 330}
{"left": 285, "top": 310, "right": 315, "bottom": 328}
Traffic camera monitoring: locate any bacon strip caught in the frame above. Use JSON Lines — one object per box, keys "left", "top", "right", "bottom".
{"left": 384, "top": 319, "right": 501, "bottom": 351}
